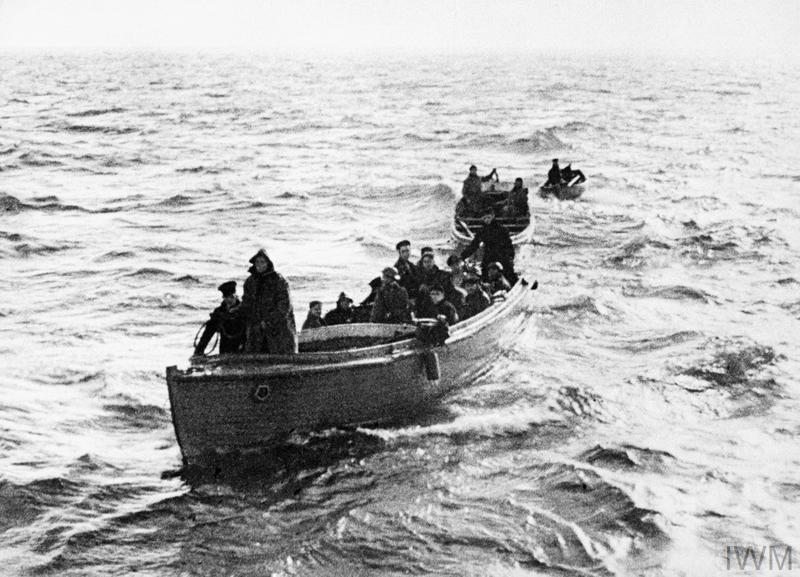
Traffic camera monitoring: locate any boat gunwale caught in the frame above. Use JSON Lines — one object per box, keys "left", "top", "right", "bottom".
{"left": 171, "top": 278, "right": 532, "bottom": 380}
{"left": 450, "top": 218, "right": 534, "bottom": 246}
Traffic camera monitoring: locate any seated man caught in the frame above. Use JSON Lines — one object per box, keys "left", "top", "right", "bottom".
{"left": 456, "top": 165, "right": 498, "bottom": 217}
{"left": 324, "top": 292, "right": 355, "bottom": 325}
{"left": 560, "top": 163, "right": 587, "bottom": 185}
{"left": 194, "top": 281, "right": 247, "bottom": 355}
{"left": 353, "top": 277, "right": 382, "bottom": 322}
{"left": 428, "top": 284, "right": 459, "bottom": 326}
{"left": 484, "top": 262, "right": 511, "bottom": 294}
{"left": 502, "top": 178, "right": 530, "bottom": 218}
{"left": 416, "top": 246, "right": 434, "bottom": 268}
{"left": 461, "top": 275, "right": 491, "bottom": 320}
{"left": 370, "top": 266, "right": 411, "bottom": 324}
{"left": 417, "top": 250, "right": 442, "bottom": 292}
{"left": 394, "top": 239, "right": 420, "bottom": 300}
{"left": 446, "top": 254, "right": 466, "bottom": 289}
{"left": 301, "top": 300, "right": 326, "bottom": 330}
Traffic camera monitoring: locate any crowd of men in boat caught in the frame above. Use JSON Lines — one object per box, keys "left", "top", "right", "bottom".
{"left": 455, "top": 160, "right": 585, "bottom": 218}
{"left": 194, "top": 228, "right": 517, "bottom": 357}
{"left": 194, "top": 235, "right": 516, "bottom": 356}
{"left": 193, "top": 162, "right": 585, "bottom": 356}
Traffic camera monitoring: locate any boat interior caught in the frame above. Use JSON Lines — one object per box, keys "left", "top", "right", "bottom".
{"left": 297, "top": 323, "right": 418, "bottom": 353}
{"left": 455, "top": 216, "right": 531, "bottom": 235}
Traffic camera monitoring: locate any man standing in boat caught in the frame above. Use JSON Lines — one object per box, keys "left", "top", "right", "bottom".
{"left": 239, "top": 249, "right": 298, "bottom": 354}
{"left": 394, "top": 240, "right": 420, "bottom": 300}
{"left": 547, "top": 158, "right": 564, "bottom": 187}
{"left": 460, "top": 210, "right": 517, "bottom": 285}
{"left": 456, "top": 165, "right": 497, "bottom": 217}
{"left": 370, "top": 266, "right": 412, "bottom": 324}
{"left": 193, "top": 281, "right": 246, "bottom": 356}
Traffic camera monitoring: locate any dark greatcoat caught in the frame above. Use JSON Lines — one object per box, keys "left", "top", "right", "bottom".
{"left": 462, "top": 289, "right": 491, "bottom": 320}
{"left": 458, "top": 173, "right": 494, "bottom": 216}
{"left": 460, "top": 220, "right": 516, "bottom": 283}
{"left": 417, "top": 297, "right": 458, "bottom": 326}
{"left": 370, "top": 280, "right": 411, "bottom": 324}
{"left": 301, "top": 313, "right": 326, "bottom": 331}
{"left": 194, "top": 297, "right": 246, "bottom": 355}
{"left": 547, "top": 164, "right": 562, "bottom": 185}
{"left": 485, "top": 273, "right": 512, "bottom": 294}
{"left": 240, "top": 260, "right": 298, "bottom": 354}
{"left": 394, "top": 257, "right": 420, "bottom": 299}
{"left": 506, "top": 185, "right": 530, "bottom": 217}
{"left": 434, "top": 299, "right": 459, "bottom": 326}
{"left": 324, "top": 306, "right": 355, "bottom": 326}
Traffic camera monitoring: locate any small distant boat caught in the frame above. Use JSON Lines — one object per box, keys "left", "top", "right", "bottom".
{"left": 451, "top": 180, "right": 533, "bottom": 248}
{"left": 538, "top": 176, "right": 585, "bottom": 201}
{"left": 166, "top": 278, "right": 536, "bottom": 465}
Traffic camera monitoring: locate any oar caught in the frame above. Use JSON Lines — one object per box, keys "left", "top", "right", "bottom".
{"left": 456, "top": 218, "right": 475, "bottom": 240}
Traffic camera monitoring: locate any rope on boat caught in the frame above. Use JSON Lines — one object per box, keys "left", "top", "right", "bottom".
{"left": 193, "top": 321, "right": 219, "bottom": 355}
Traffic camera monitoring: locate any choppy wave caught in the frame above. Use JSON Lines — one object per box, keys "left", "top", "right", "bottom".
{"left": 469, "top": 128, "right": 568, "bottom": 153}
{"left": 0, "top": 52, "right": 796, "bottom": 577}
{"left": 65, "top": 107, "right": 127, "bottom": 117}
{"left": 623, "top": 282, "right": 717, "bottom": 303}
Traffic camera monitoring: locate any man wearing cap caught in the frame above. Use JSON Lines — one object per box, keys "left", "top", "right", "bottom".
{"left": 394, "top": 240, "right": 420, "bottom": 300}
{"left": 457, "top": 165, "right": 497, "bottom": 217}
{"left": 462, "top": 275, "right": 491, "bottom": 320}
{"left": 324, "top": 292, "right": 355, "bottom": 325}
{"left": 370, "top": 266, "right": 411, "bottom": 324}
{"left": 417, "top": 250, "right": 443, "bottom": 293}
{"left": 460, "top": 211, "right": 517, "bottom": 284}
{"left": 485, "top": 262, "right": 512, "bottom": 294}
{"left": 193, "top": 281, "right": 246, "bottom": 356}
{"left": 502, "top": 177, "right": 530, "bottom": 218}
{"left": 417, "top": 284, "right": 458, "bottom": 326}
{"left": 416, "top": 246, "right": 434, "bottom": 268}
{"left": 239, "top": 248, "right": 298, "bottom": 354}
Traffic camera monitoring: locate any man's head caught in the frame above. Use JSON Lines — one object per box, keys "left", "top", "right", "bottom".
{"left": 218, "top": 280, "right": 237, "bottom": 306}
{"left": 309, "top": 300, "right": 322, "bottom": 317}
{"left": 249, "top": 249, "right": 271, "bottom": 273}
{"left": 446, "top": 254, "right": 463, "bottom": 271}
{"left": 552, "top": 158, "right": 559, "bottom": 166}
{"left": 481, "top": 211, "right": 495, "bottom": 225}
{"left": 421, "top": 252, "right": 435, "bottom": 271}
{"left": 381, "top": 266, "right": 400, "bottom": 284}
{"left": 430, "top": 285, "right": 445, "bottom": 304}
{"left": 337, "top": 292, "right": 353, "bottom": 310}
{"left": 463, "top": 276, "right": 480, "bottom": 294}
{"left": 469, "top": 165, "right": 477, "bottom": 175}
{"left": 396, "top": 239, "right": 411, "bottom": 261}
{"left": 514, "top": 177, "right": 523, "bottom": 188}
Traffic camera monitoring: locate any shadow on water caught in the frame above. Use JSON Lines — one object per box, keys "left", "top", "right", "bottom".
{"left": 173, "top": 404, "right": 459, "bottom": 495}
